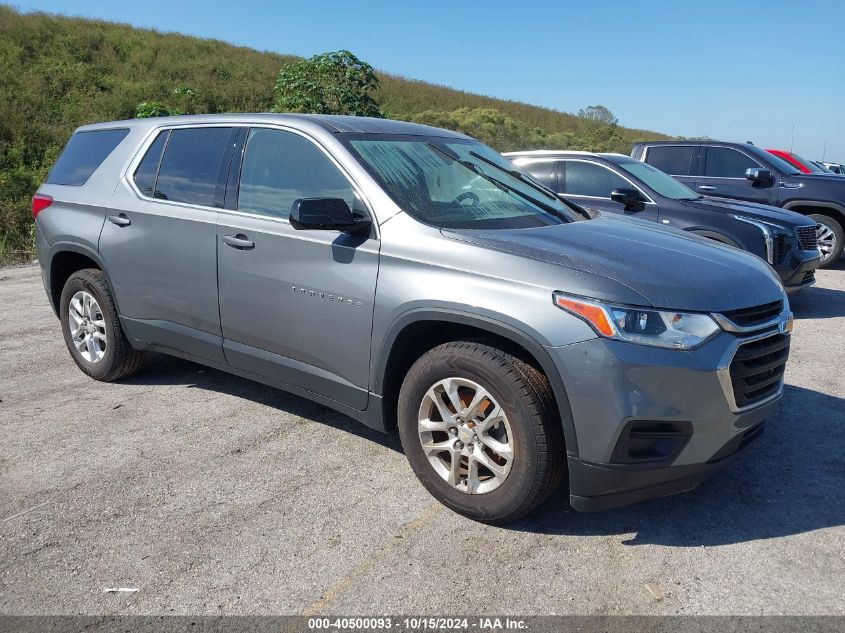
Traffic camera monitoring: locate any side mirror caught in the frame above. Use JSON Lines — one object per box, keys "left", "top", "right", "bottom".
{"left": 745, "top": 168, "right": 774, "bottom": 188}
{"left": 289, "top": 198, "right": 371, "bottom": 236}
{"left": 610, "top": 188, "right": 646, "bottom": 211}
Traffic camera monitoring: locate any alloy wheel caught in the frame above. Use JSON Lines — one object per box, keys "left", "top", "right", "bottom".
{"left": 417, "top": 377, "right": 514, "bottom": 494}
{"left": 817, "top": 223, "right": 837, "bottom": 262}
{"left": 68, "top": 290, "right": 107, "bottom": 363}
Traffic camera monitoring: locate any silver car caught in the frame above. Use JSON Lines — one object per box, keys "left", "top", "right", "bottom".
{"left": 33, "top": 114, "right": 793, "bottom": 523}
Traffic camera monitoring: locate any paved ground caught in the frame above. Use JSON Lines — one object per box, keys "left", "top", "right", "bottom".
{"left": 0, "top": 262, "right": 843, "bottom": 616}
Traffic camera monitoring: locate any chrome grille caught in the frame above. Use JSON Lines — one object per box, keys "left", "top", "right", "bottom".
{"left": 796, "top": 225, "right": 819, "bottom": 251}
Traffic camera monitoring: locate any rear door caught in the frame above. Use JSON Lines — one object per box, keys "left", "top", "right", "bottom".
{"left": 100, "top": 125, "right": 236, "bottom": 362}
{"left": 216, "top": 126, "right": 379, "bottom": 410}
{"left": 557, "top": 159, "right": 659, "bottom": 222}
{"left": 698, "top": 146, "right": 778, "bottom": 204}
{"left": 640, "top": 144, "right": 700, "bottom": 190}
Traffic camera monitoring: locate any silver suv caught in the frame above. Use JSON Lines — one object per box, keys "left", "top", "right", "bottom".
{"left": 34, "top": 114, "right": 793, "bottom": 523}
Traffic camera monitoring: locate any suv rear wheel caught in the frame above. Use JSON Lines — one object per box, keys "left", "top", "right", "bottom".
{"left": 60, "top": 268, "right": 144, "bottom": 381}
{"left": 810, "top": 214, "right": 844, "bottom": 267}
{"left": 397, "top": 341, "right": 565, "bottom": 523}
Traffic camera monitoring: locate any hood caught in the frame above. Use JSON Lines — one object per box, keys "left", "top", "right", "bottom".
{"left": 681, "top": 197, "right": 817, "bottom": 228}
{"left": 442, "top": 215, "right": 784, "bottom": 312}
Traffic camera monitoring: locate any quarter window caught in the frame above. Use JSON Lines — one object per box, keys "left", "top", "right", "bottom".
{"left": 154, "top": 127, "right": 233, "bottom": 206}
{"left": 704, "top": 148, "right": 760, "bottom": 178}
{"left": 47, "top": 128, "right": 129, "bottom": 186}
{"left": 562, "top": 161, "right": 629, "bottom": 198}
{"left": 133, "top": 131, "right": 168, "bottom": 197}
{"left": 238, "top": 128, "right": 354, "bottom": 219}
{"left": 643, "top": 145, "right": 695, "bottom": 176}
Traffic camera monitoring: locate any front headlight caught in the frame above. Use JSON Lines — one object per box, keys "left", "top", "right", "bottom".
{"left": 730, "top": 215, "right": 793, "bottom": 264}
{"left": 553, "top": 292, "right": 721, "bottom": 350}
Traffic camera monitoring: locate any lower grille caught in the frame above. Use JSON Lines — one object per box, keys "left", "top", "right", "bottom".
{"left": 730, "top": 334, "right": 790, "bottom": 408}
{"left": 796, "top": 224, "right": 819, "bottom": 250}
{"left": 722, "top": 300, "right": 783, "bottom": 328}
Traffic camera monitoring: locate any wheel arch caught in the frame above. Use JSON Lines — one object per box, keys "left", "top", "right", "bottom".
{"left": 782, "top": 200, "right": 845, "bottom": 223}
{"left": 46, "top": 242, "right": 117, "bottom": 317}
{"left": 373, "top": 309, "right": 580, "bottom": 457}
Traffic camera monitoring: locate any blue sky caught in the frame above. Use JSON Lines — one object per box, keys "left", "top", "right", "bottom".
{"left": 13, "top": 0, "right": 845, "bottom": 161}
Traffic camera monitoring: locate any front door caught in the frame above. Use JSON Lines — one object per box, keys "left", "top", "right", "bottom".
{"left": 557, "top": 159, "right": 659, "bottom": 222}
{"left": 697, "top": 146, "right": 778, "bottom": 205}
{"left": 216, "top": 127, "right": 379, "bottom": 410}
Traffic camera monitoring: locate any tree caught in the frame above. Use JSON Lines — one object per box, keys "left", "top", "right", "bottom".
{"left": 273, "top": 50, "right": 383, "bottom": 117}
{"left": 577, "top": 105, "right": 618, "bottom": 127}
{"left": 135, "top": 101, "right": 184, "bottom": 118}
{"left": 411, "top": 108, "right": 545, "bottom": 152}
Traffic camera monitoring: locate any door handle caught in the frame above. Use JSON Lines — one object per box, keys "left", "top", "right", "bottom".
{"left": 108, "top": 214, "right": 131, "bottom": 227}
{"left": 698, "top": 185, "right": 717, "bottom": 191}
{"left": 222, "top": 234, "right": 255, "bottom": 250}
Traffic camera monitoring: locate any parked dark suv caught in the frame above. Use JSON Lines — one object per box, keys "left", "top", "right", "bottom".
{"left": 506, "top": 151, "right": 821, "bottom": 293}
{"left": 632, "top": 141, "right": 845, "bottom": 266}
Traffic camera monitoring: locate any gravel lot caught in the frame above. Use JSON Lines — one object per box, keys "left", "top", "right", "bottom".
{"left": 0, "top": 262, "right": 843, "bottom": 616}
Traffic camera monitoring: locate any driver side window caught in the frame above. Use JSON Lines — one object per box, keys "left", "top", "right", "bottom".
{"left": 238, "top": 128, "right": 355, "bottom": 219}
{"left": 561, "top": 161, "right": 629, "bottom": 198}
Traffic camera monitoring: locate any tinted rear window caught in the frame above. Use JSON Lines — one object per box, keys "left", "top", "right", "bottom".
{"left": 46, "top": 128, "right": 129, "bottom": 186}
{"left": 644, "top": 145, "right": 695, "bottom": 176}
{"left": 154, "top": 127, "right": 233, "bottom": 206}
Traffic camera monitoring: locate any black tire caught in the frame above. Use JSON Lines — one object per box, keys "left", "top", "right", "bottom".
{"left": 810, "top": 214, "right": 844, "bottom": 267}
{"left": 59, "top": 268, "right": 144, "bottom": 381}
{"left": 397, "top": 341, "right": 565, "bottom": 524}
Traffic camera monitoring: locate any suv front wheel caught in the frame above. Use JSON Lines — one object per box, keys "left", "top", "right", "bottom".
{"left": 60, "top": 268, "right": 144, "bottom": 381}
{"left": 397, "top": 341, "right": 565, "bottom": 523}
{"left": 810, "top": 214, "right": 844, "bottom": 267}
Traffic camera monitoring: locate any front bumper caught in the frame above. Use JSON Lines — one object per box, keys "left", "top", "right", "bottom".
{"left": 775, "top": 247, "right": 821, "bottom": 294}
{"left": 568, "top": 421, "right": 764, "bottom": 511}
{"left": 548, "top": 327, "right": 786, "bottom": 511}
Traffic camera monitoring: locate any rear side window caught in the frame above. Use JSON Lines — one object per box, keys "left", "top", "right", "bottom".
{"left": 644, "top": 146, "right": 695, "bottom": 176}
{"left": 238, "top": 128, "right": 354, "bottom": 219}
{"left": 133, "top": 131, "right": 168, "bottom": 197}
{"left": 704, "top": 147, "right": 760, "bottom": 178}
{"left": 562, "top": 161, "right": 628, "bottom": 198}
{"left": 154, "top": 127, "right": 233, "bottom": 206}
{"left": 46, "top": 128, "right": 129, "bottom": 186}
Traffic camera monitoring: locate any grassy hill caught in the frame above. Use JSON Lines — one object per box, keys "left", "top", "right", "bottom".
{"left": 0, "top": 6, "right": 668, "bottom": 262}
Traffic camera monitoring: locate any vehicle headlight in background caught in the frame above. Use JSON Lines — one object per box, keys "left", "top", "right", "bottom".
{"left": 553, "top": 292, "right": 721, "bottom": 350}
{"left": 730, "top": 215, "right": 792, "bottom": 264}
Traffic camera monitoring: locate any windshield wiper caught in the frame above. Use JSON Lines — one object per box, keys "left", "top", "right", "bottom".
{"left": 427, "top": 143, "right": 571, "bottom": 221}
{"left": 467, "top": 150, "right": 559, "bottom": 201}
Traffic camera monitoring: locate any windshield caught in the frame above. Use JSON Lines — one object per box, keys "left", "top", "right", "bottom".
{"left": 616, "top": 161, "right": 699, "bottom": 200}
{"left": 345, "top": 135, "right": 576, "bottom": 229}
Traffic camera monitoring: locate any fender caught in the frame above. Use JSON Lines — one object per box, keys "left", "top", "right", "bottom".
{"left": 44, "top": 241, "right": 120, "bottom": 316}
{"left": 782, "top": 199, "right": 845, "bottom": 220}
{"left": 685, "top": 229, "right": 741, "bottom": 248}
{"left": 374, "top": 308, "right": 580, "bottom": 457}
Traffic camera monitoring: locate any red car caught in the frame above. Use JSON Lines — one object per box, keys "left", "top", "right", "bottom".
{"left": 767, "top": 149, "right": 830, "bottom": 174}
